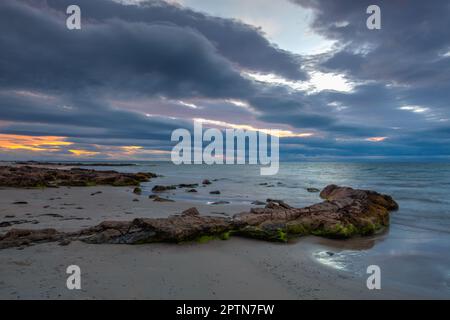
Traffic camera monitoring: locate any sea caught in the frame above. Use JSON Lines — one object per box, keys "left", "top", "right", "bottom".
{"left": 79, "top": 161, "right": 450, "bottom": 298}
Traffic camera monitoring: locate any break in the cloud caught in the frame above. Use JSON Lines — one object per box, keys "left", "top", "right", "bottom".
{"left": 0, "top": 0, "right": 449, "bottom": 161}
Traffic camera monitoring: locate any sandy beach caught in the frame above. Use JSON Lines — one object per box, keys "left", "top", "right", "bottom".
{"left": 0, "top": 184, "right": 431, "bottom": 299}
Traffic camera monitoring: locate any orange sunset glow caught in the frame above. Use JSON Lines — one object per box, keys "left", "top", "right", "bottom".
{"left": 0, "top": 134, "right": 72, "bottom": 152}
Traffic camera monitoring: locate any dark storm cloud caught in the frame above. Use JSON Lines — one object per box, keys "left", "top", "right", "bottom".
{"left": 0, "top": 0, "right": 255, "bottom": 151}
{"left": 0, "top": 91, "right": 186, "bottom": 142}
{"left": 0, "top": 0, "right": 380, "bottom": 144}
{"left": 44, "top": 0, "right": 307, "bottom": 81}
{"left": 0, "top": 0, "right": 254, "bottom": 99}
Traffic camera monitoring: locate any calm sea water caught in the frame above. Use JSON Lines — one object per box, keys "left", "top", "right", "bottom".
{"left": 83, "top": 162, "right": 450, "bottom": 297}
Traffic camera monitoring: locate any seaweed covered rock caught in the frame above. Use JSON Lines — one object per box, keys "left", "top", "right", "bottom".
{"left": 0, "top": 228, "right": 63, "bottom": 249}
{"left": 77, "top": 214, "right": 233, "bottom": 244}
{"left": 234, "top": 185, "right": 398, "bottom": 241}
{"left": 0, "top": 166, "right": 156, "bottom": 188}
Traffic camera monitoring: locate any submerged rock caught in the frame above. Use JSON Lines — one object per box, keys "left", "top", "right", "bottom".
{"left": 306, "top": 187, "right": 320, "bottom": 193}
{"left": 151, "top": 196, "right": 175, "bottom": 202}
{"left": 202, "top": 179, "right": 212, "bottom": 185}
{"left": 210, "top": 201, "right": 230, "bottom": 205}
{"left": 0, "top": 185, "right": 398, "bottom": 248}
{"left": 152, "top": 185, "right": 176, "bottom": 192}
{"left": 178, "top": 183, "right": 199, "bottom": 188}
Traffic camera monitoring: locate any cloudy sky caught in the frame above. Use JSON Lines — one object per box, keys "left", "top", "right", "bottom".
{"left": 0, "top": 0, "right": 449, "bottom": 161}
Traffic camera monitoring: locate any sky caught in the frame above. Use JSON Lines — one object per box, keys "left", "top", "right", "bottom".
{"left": 0, "top": 0, "right": 449, "bottom": 161}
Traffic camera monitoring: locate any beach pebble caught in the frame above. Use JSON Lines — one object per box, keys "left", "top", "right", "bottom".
{"left": 12, "top": 201, "right": 28, "bottom": 205}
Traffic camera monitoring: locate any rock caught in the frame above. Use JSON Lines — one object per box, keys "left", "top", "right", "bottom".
{"left": 38, "top": 213, "right": 64, "bottom": 218}
{"left": 58, "top": 239, "right": 71, "bottom": 246}
{"left": 186, "top": 189, "right": 198, "bottom": 193}
{"left": 0, "top": 220, "right": 39, "bottom": 228}
{"left": 133, "top": 187, "right": 142, "bottom": 195}
{"left": 0, "top": 228, "right": 62, "bottom": 249}
{"left": 0, "top": 185, "right": 398, "bottom": 249}
{"left": 15, "top": 161, "right": 137, "bottom": 167}
{"left": 265, "top": 199, "right": 292, "bottom": 209}
{"left": 235, "top": 185, "right": 399, "bottom": 240}
{"left": 12, "top": 201, "right": 28, "bottom": 205}
{"left": 78, "top": 214, "right": 232, "bottom": 244}
{"left": 132, "top": 199, "right": 139, "bottom": 202}
{"left": 152, "top": 185, "right": 176, "bottom": 192}
{"left": 209, "top": 190, "right": 221, "bottom": 195}
{"left": 181, "top": 207, "right": 200, "bottom": 217}
{"left": 90, "top": 191, "right": 102, "bottom": 196}
{"left": 178, "top": 184, "right": 199, "bottom": 188}
{"left": 306, "top": 187, "right": 320, "bottom": 193}
{"left": 0, "top": 166, "right": 156, "bottom": 188}
{"left": 202, "top": 179, "right": 212, "bottom": 185}
{"left": 210, "top": 201, "right": 230, "bottom": 205}
{"left": 4, "top": 215, "right": 15, "bottom": 218}
{"left": 251, "top": 201, "right": 266, "bottom": 205}
{"left": 259, "top": 183, "right": 268, "bottom": 186}
{"left": 152, "top": 196, "right": 174, "bottom": 202}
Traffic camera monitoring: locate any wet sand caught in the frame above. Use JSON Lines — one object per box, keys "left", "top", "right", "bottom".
{"left": 0, "top": 186, "right": 435, "bottom": 299}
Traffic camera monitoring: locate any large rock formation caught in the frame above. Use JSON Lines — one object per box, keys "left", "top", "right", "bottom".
{"left": 0, "top": 185, "right": 398, "bottom": 249}
{"left": 0, "top": 166, "right": 156, "bottom": 188}
{"left": 234, "top": 184, "right": 398, "bottom": 241}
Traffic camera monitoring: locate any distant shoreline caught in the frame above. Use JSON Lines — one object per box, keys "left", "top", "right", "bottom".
{"left": 13, "top": 161, "right": 137, "bottom": 167}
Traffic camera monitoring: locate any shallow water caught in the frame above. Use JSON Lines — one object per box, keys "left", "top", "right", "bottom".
{"left": 82, "top": 161, "right": 450, "bottom": 297}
